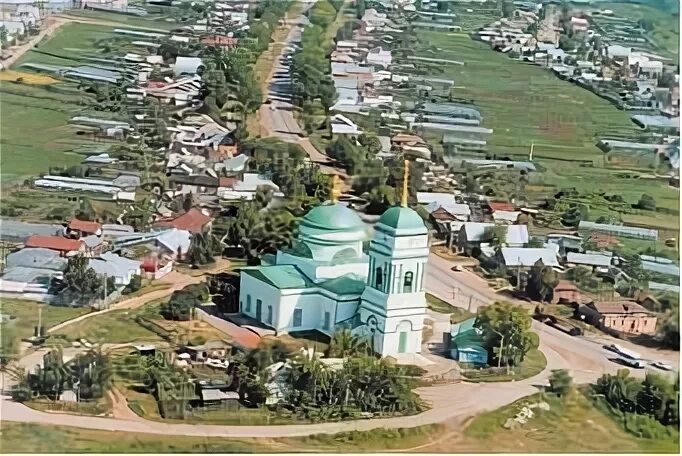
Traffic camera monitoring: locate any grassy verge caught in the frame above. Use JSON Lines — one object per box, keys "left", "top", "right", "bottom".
{"left": 462, "top": 348, "right": 547, "bottom": 382}
{"left": 463, "top": 391, "right": 679, "bottom": 453}
{"left": 0, "top": 300, "right": 90, "bottom": 360}
{"left": 426, "top": 293, "right": 474, "bottom": 323}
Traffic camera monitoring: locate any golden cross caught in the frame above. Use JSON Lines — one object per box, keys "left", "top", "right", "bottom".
{"left": 401, "top": 159, "right": 409, "bottom": 207}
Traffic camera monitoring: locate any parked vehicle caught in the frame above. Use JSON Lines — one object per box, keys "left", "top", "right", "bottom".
{"left": 651, "top": 361, "right": 673, "bottom": 371}
{"left": 618, "top": 356, "right": 646, "bottom": 369}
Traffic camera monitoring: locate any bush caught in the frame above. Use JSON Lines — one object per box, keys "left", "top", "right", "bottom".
{"left": 548, "top": 369, "right": 572, "bottom": 396}
{"left": 122, "top": 275, "right": 143, "bottom": 295}
{"left": 637, "top": 194, "right": 656, "bottom": 211}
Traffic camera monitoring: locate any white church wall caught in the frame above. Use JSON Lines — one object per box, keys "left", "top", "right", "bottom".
{"left": 277, "top": 291, "right": 337, "bottom": 335}
{"left": 239, "top": 273, "right": 281, "bottom": 325}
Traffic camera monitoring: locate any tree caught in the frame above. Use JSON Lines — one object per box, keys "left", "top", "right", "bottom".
{"left": 309, "top": 0, "right": 337, "bottom": 27}
{"left": 526, "top": 259, "right": 559, "bottom": 302}
{"left": 475, "top": 302, "right": 538, "bottom": 367}
{"left": 548, "top": 369, "right": 573, "bottom": 396}
{"left": 328, "top": 329, "right": 370, "bottom": 357}
{"left": 54, "top": 255, "right": 115, "bottom": 306}
{"left": 358, "top": 134, "right": 383, "bottom": 155}
{"left": 657, "top": 305, "right": 679, "bottom": 350}
{"left": 186, "top": 231, "right": 221, "bottom": 265}
{"left": 0, "top": 25, "right": 7, "bottom": 48}
{"left": 637, "top": 194, "right": 656, "bottom": 211}
{"left": 163, "top": 289, "right": 199, "bottom": 321}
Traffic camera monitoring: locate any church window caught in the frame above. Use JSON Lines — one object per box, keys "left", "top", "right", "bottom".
{"left": 293, "top": 308, "right": 303, "bottom": 327}
{"left": 375, "top": 267, "right": 383, "bottom": 290}
{"left": 267, "top": 305, "right": 273, "bottom": 325}
{"left": 403, "top": 272, "right": 414, "bottom": 293}
{"left": 323, "top": 312, "right": 331, "bottom": 330}
{"left": 246, "top": 295, "right": 252, "bottom": 313}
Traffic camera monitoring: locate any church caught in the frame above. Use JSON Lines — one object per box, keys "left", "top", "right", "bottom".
{"left": 237, "top": 170, "right": 430, "bottom": 357}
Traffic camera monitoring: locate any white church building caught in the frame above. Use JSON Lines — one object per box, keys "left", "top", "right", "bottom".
{"left": 238, "top": 177, "right": 429, "bottom": 357}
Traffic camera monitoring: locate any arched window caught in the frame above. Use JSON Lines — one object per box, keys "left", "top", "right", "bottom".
{"left": 375, "top": 267, "right": 383, "bottom": 290}
{"left": 403, "top": 272, "right": 414, "bottom": 293}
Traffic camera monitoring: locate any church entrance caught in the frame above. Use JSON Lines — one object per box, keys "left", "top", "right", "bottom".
{"left": 398, "top": 331, "right": 407, "bottom": 353}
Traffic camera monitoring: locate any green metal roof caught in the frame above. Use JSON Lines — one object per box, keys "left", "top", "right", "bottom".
{"left": 451, "top": 317, "right": 485, "bottom": 347}
{"left": 301, "top": 203, "right": 365, "bottom": 232}
{"left": 318, "top": 274, "right": 366, "bottom": 295}
{"left": 242, "top": 265, "right": 312, "bottom": 289}
{"left": 378, "top": 206, "right": 427, "bottom": 232}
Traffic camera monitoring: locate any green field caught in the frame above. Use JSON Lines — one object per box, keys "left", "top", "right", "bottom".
{"left": 420, "top": 31, "right": 638, "bottom": 159}
{"left": 597, "top": 2, "right": 680, "bottom": 59}
{"left": 0, "top": 300, "right": 90, "bottom": 360}
{"left": 13, "top": 23, "right": 120, "bottom": 68}
{"left": 0, "top": 90, "right": 84, "bottom": 182}
{"left": 417, "top": 31, "right": 679, "bottom": 231}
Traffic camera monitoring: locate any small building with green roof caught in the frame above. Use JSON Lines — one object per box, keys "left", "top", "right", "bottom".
{"left": 449, "top": 317, "right": 488, "bottom": 366}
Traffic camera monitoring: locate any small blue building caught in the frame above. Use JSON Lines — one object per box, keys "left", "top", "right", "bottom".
{"left": 450, "top": 318, "right": 488, "bottom": 366}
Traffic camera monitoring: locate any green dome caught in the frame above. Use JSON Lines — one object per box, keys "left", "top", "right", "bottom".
{"left": 377, "top": 206, "right": 427, "bottom": 232}
{"left": 300, "top": 203, "right": 365, "bottom": 231}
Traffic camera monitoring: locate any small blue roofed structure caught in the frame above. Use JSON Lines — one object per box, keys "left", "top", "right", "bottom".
{"left": 450, "top": 318, "right": 488, "bottom": 366}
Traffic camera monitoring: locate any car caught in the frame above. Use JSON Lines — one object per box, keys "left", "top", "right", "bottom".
{"left": 617, "top": 356, "right": 646, "bottom": 369}
{"left": 651, "top": 361, "right": 673, "bottom": 371}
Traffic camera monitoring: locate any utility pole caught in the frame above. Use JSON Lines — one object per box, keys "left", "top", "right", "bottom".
{"left": 37, "top": 305, "right": 43, "bottom": 338}
{"left": 529, "top": 143, "right": 534, "bottom": 161}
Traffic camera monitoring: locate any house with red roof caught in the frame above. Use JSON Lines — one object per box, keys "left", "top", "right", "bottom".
{"left": 66, "top": 219, "right": 102, "bottom": 238}
{"left": 25, "top": 235, "right": 85, "bottom": 256}
{"left": 487, "top": 201, "right": 516, "bottom": 212}
{"left": 153, "top": 208, "right": 213, "bottom": 234}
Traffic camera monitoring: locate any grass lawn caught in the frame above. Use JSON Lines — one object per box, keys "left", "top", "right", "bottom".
{"left": 426, "top": 293, "right": 475, "bottom": 323}
{"left": 52, "top": 308, "right": 164, "bottom": 345}
{"left": 462, "top": 348, "right": 547, "bottom": 382}
{"left": 462, "top": 391, "right": 679, "bottom": 453}
{"left": 0, "top": 300, "right": 90, "bottom": 360}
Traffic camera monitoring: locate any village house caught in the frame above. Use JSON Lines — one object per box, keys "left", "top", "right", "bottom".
{"left": 454, "top": 222, "right": 529, "bottom": 255}
{"left": 153, "top": 208, "right": 213, "bottom": 234}
{"left": 88, "top": 252, "right": 142, "bottom": 287}
{"left": 24, "top": 235, "right": 85, "bottom": 256}
{"left": 552, "top": 280, "right": 582, "bottom": 304}
{"left": 498, "top": 246, "right": 561, "bottom": 269}
{"left": 579, "top": 300, "right": 657, "bottom": 335}
{"left": 65, "top": 219, "right": 102, "bottom": 239}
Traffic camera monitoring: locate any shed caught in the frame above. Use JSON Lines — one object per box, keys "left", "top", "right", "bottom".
{"left": 450, "top": 318, "right": 488, "bottom": 365}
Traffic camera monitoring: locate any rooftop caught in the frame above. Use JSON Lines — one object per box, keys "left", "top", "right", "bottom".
{"left": 25, "top": 235, "right": 83, "bottom": 252}
{"left": 588, "top": 301, "right": 652, "bottom": 315}
{"left": 154, "top": 208, "right": 212, "bottom": 234}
